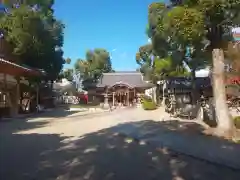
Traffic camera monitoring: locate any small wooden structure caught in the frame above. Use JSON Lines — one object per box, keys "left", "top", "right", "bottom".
{"left": 96, "top": 71, "right": 154, "bottom": 107}
{"left": 0, "top": 59, "right": 43, "bottom": 117}
{"left": 163, "top": 77, "right": 212, "bottom": 118}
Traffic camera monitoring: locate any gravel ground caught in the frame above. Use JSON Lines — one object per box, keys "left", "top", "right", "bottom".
{"left": 1, "top": 108, "right": 240, "bottom": 180}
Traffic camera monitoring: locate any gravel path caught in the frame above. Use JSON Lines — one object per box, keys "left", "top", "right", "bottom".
{"left": 1, "top": 108, "right": 240, "bottom": 180}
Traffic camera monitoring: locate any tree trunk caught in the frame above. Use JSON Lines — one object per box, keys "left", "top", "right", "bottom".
{"left": 191, "top": 68, "right": 197, "bottom": 104}
{"left": 212, "top": 49, "right": 233, "bottom": 136}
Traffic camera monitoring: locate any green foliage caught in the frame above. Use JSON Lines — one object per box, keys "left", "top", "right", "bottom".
{"left": 153, "top": 56, "right": 190, "bottom": 78}
{"left": 74, "top": 48, "right": 113, "bottom": 81}
{"left": 150, "top": 0, "right": 240, "bottom": 51}
{"left": 143, "top": 0, "right": 240, "bottom": 98}
{"left": 58, "top": 69, "right": 73, "bottom": 81}
{"left": 136, "top": 44, "right": 190, "bottom": 82}
{"left": 163, "top": 6, "right": 205, "bottom": 45}
{"left": 147, "top": 0, "right": 240, "bottom": 73}
{"left": 65, "top": 58, "right": 71, "bottom": 64}
{"left": 136, "top": 44, "right": 153, "bottom": 80}
{"left": 233, "top": 116, "right": 240, "bottom": 129}
{"left": 0, "top": 1, "right": 65, "bottom": 80}
{"left": 142, "top": 98, "right": 157, "bottom": 110}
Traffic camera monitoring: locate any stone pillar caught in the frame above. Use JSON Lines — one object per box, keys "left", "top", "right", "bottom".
{"left": 103, "top": 93, "right": 110, "bottom": 109}
{"left": 171, "top": 94, "right": 177, "bottom": 117}
{"left": 162, "top": 81, "right": 166, "bottom": 106}
{"left": 136, "top": 93, "right": 141, "bottom": 107}
{"left": 112, "top": 92, "right": 115, "bottom": 108}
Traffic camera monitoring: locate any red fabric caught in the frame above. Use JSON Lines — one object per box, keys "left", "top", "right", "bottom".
{"left": 84, "top": 94, "right": 88, "bottom": 103}
{"left": 76, "top": 93, "right": 88, "bottom": 104}
{"left": 226, "top": 77, "right": 240, "bottom": 84}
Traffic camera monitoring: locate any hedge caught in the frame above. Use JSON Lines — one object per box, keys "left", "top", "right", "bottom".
{"left": 142, "top": 99, "right": 157, "bottom": 110}
{"left": 233, "top": 116, "right": 240, "bottom": 129}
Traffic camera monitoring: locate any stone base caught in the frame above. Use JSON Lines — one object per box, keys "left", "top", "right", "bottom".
{"left": 103, "top": 103, "right": 110, "bottom": 109}
{"left": 136, "top": 103, "right": 141, "bottom": 108}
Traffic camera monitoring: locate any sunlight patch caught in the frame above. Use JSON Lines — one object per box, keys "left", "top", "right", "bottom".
{"left": 83, "top": 146, "right": 98, "bottom": 153}
{"left": 112, "top": 132, "right": 119, "bottom": 136}
{"left": 83, "top": 166, "right": 95, "bottom": 179}
{"left": 152, "top": 156, "right": 159, "bottom": 162}
{"left": 69, "top": 157, "right": 82, "bottom": 167}
{"left": 106, "top": 144, "right": 115, "bottom": 149}
{"left": 157, "top": 147, "right": 169, "bottom": 155}
{"left": 58, "top": 142, "right": 77, "bottom": 150}
{"left": 139, "top": 140, "right": 146, "bottom": 145}
{"left": 124, "top": 137, "right": 133, "bottom": 144}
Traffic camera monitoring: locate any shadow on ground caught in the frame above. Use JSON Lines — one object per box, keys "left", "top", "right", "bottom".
{"left": 1, "top": 119, "right": 240, "bottom": 180}
{"left": 30, "top": 108, "right": 81, "bottom": 119}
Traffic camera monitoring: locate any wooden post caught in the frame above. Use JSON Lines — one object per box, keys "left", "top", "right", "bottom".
{"left": 15, "top": 77, "right": 20, "bottom": 116}
{"left": 10, "top": 77, "right": 20, "bottom": 117}
{"left": 133, "top": 88, "right": 136, "bottom": 102}
{"left": 120, "top": 92, "right": 122, "bottom": 104}
{"left": 127, "top": 89, "right": 129, "bottom": 106}
{"left": 36, "top": 84, "right": 39, "bottom": 112}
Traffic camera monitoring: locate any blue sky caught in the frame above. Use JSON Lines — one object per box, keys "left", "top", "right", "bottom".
{"left": 53, "top": 0, "right": 166, "bottom": 71}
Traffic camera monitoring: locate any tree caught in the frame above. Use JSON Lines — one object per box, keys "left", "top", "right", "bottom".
{"left": 148, "top": 0, "right": 240, "bottom": 135}
{"left": 0, "top": 1, "right": 65, "bottom": 81}
{"left": 74, "top": 48, "right": 113, "bottom": 81}
{"left": 136, "top": 44, "right": 153, "bottom": 80}
{"left": 136, "top": 43, "right": 189, "bottom": 83}
{"left": 226, "top": 42, "right": 240, "bottom": 73}
{"left": 58, "top": 68, "right": 73, "bottom": 81}
{"left": 65, "top": 58, "right": 71, "bottom": 64}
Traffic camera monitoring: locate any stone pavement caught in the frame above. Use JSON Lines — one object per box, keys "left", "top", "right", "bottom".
{"left": 111, "top": 116, "right": 240, "bottom": 170}
{"left": 1, "top": 107, "right": 240, "bottom": 179}
{"left": 22, "top": 107, "right": 240, "bottom": 170}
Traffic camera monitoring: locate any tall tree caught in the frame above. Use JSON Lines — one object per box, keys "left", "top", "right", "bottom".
{"left": 136, "top": 44, "right": 153, "bottom": 80}
{"left": 74, "top": 48, "right": 113, "bottom": 81}
{"left": 58, "top": 68, "right": 73, "bottom": 81}
{"left": 0, "top": 0, "right": 65, "bottom": 81}
{"left": 148, "top": 0, "right": 240, "bottom": 135}
{"left": 136, "top": 43, "right": 189, "bottom": 83}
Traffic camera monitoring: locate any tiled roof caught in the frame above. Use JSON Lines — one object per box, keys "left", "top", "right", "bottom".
{"left": 97, "top": 71, "right": 154, "bottom": 88}
{"left": 165, "top": 77, "right": 212, "bottom": 89}
{"left": 0, "top": 58, "right": 44, "bottom": 76}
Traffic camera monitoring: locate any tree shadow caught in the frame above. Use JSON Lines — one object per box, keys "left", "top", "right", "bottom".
{"left": 110, "top": 120, "right": 240, "bottom": 169}
{"left": 0, "top": 118, "right": 49, "bottom": 135}
{"left": 32, "top": 109, "right": 81, "bottom": 118}
{"left": 1, "top": 120, "right": 240, "bottom": 180}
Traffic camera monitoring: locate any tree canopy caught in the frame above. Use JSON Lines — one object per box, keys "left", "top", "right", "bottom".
{"left": 140, "top": 0, "right": 240, "bottom": 85}
{"left": 148, "top": 0, "right": 240, "bottom": 66}
{"left": 0, "top": 0, "right": 65, "bottom": 80}
{"left": 58, "top": 68, "right": 73, "bottom": 81}
{"left": 146, "top": 0, "right": 240, "bottom": 133}
{"left": 65, "top": 58, "right": 71, "bottom": 64}
{"left": 136, "top": 42, "right": 190, "bottom": 82}
{"left": 74, "top": 48, "right": 114, "bottom": 81}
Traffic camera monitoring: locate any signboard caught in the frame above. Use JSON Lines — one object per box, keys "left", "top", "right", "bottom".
{"left": 232, "top": 27, "right": 240, "bottom": 41}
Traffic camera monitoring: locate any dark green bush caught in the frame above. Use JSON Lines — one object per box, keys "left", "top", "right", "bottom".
{"left": 142, "top": 99, "right": 157, "bottom": 110}
{"left": 233, "top": 116, "right": 240, "bottom": 129}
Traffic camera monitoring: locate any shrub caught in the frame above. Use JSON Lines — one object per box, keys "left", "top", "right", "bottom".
{"left": 142, "top": 99, "right": 157, "bottom": 110}
{"left": 141, "top": 94, "right": 152, "bottom": 101}
{"left": 233, "top": 116, "right": 240, "bottom": 129}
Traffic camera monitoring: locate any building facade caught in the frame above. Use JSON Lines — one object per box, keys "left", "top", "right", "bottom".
{"left": 95, "top": 71, "right": 154, "bottom": 107}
